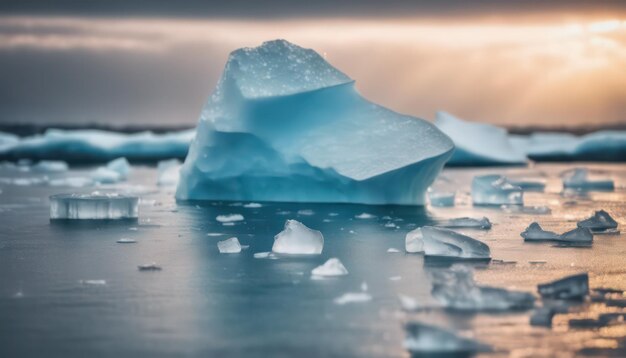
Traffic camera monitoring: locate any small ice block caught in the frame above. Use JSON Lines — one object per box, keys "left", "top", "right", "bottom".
{"left": 562, "top": 168, "right": 614, "bottom": 190}
{"left": 217, "top": 237, "right": 242, "bottom": 253}
{"left": 49, "top": 192, "right": 138, "bottom": 220}
{"left": 538, "top": 273, "right": 589, "bottom": 300}
{"left": 472, "top": 175, "right": 523, "bottom": 205}
{"left": 311, "top": 258, "right": 348, "bottom": 277}
{"left": 272, "top": 220, "right": 324, "bottom": 255}
{"left": 428, "top": 190, "right": 456, "bottom": 207}
{"left": 521, "top": 222, "right": 559, "bottom": 241}
{"left": 405, "top": 226, "right": 490, "bottom": 260}
{"left": 577, "top": 210, "right": 618, "bottom": 233}
{"left": 530, "top": 307, "right": 556, "bottom": 327}
{"left": 440, "top": 217, "right": 492, "bottom": 230}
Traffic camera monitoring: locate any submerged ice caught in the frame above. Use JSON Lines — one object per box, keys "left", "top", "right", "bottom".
{"left": 175, "top": 40, "right": 453, "bottom": 205}
{"left": 49, "top": 192, "right": 138, "bottom": 220}
{"left": 405, "top": 226, "right": 490, "bottom": 259}
{"left": 272, "top": 220, "right": 323, "bottom": 254}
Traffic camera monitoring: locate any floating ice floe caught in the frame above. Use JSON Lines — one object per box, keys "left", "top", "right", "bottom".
{"left": 333, "top": 292, "right": 372, "bottom": 305}
{"left": 472, "top": 175, "right": 523, "bottom": 205}
{"left": 156, "top": 159, "right": 181, "bottom": 186}
{"left": 138, "top": 263, "right": 162, "bottom": 271}
{"left": 79, "top": 280, "right": 107, "bottom": 286}
{"left": 561, "top": 168, "right": 614, "bottom": 191}
{"left": 297, "top": 209, "right": 314, "bottom": 216}
{"left": 272, "top": 220, "right": 323, "bottom": 254}
{"left": 116, "top": 238, "right": 137, "bottom": 244}
{"left": 49, "top": 192, "right": 139, "bottom": 220}
{"left": 510, "top": 130, "right": 626, "bottom": 161}
{"left": 355, "top": 213, "right": 376, "bottom": 219}
{"left": 430, "top": 266, "right": 535, "bottom": 311}
{"left": 538, "top": 273, "right": 589, "bottom": 300}
{"left": 91, "top": 157, "right": 131, "bottom": 184}
{"left": 521, "top": 222, "right": 559, "bottom": 241}
{"left": 175, "top": 40, "right": 453, "bottom": 205}
{"left": 577, "top": 210, "right": 619, "bottom": 234}
{"left": 216, "top": 214, "right": 244, "bottom": 223}
{"left": 405, "top": 226, "right": 490, "bottom": 260}
{"left": 439, "top": 217, "right": 492, "bottom": 230}
{"left": 387, "top": 248, "right": 401, "bottom": 253}
{"left": 243, "top": 202, "right": 262, "bottom": 208}
{"left": 435, "top": 111, "right": 526, "bottom": 166}
{"left": 217, "top": 237, "right": 242, "bottom": 253}
{"left": 557, "top": 227, "right": 593, "bottom": 246}
{"left": 404, "top": 322, "right": 489, "bottom": 355}
{"left": 32, "top": 160, "right": 69, "bottom": 172}
{"left": 311, "top": 258, "right": 348, "bottom": 277}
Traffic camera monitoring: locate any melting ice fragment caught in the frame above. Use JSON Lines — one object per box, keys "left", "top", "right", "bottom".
{"left": 440, "top": 217, "right": 492, "bottom": 230}
{"left": 521, "top": 222, "right": 559, "bottom": 241}
{"left": 32, "top": 160, "right": 68, "bottom": 172}
{"left": 557, "top": 227, "right": 593, "bottom": 246}
{"left": 355, "top": 213, "right": 376, "bottom": 219}
{"left": 405, "top": 226, "right": 490, "bottom": 259}
{"left": 156, "top": 159, "right": 181, "bottom": 186}
{"left": 175, "top": 40, "right": 453, "bottom": 205}
{"left": 49, "top": 192, "right": 138, "bottom": 220}
{"left": 216, "top": 214, "right": 244, "bottom": 223}
{"left": 404, "top": 322, "right": 489, "bottom": 356}
{"left": 217, "top": 237, "right": 242, "bottom": 253}
{"left": 537, "top": 273, "right": 589, "bottom": 300}
{"left": 428, "top": 190, "right": 455, "bottom": 207}
{"left": 333, "top": 292, "right": 372, "bottom": 305}
{"left": 561, "top": 168, "right": 614, "bottom": 190}
{"left": 430, "top": 266, "right": 535, "bottom": 311}
{"left": 472, "top": 175, "right": 523, "bottom": 205}
{"left": 311, "top": 258, "right": 348, "bottom": 277}
{"left": 577, "top": 210, "right": 619, "bottom": 234}
{"left": 272, "top": 220, "right": 323, "bottom": 254}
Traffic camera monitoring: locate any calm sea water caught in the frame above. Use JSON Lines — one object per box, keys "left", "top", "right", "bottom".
{"left": 0, "top": 163, "right": 625, "bottom": 357}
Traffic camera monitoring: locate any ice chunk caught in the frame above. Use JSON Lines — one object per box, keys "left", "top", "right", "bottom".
{"left": 472, "top": 175, "right": 523, "bottom": 205}
{"left": 355, "top": 213, "right": 376, "bottom": 219}
{"left": 79, "top": 279, "right": 106, "bottom": 286}
{"left": 91, "top": 167, "right": 122, "bottom": 184}
{"left": 537, "top": 273, "right": 589, "bottom": 300}
{"left": 430, "top": 266, "right": 535, "bottom": 311}
{"left": 387, "top": 247, "right": 401, "bottom": 253}
{"left": 561, "top": 168, "right": 614, "bottom": 190}
{"left": 156, "top": 159, "right": 181, "bottom": 186}
{"left": 116, "top": 238, "right": 137, "bottom": 244}
{"left": 557, "top": 227, "right": 593, "bottom": 245}
{"left": 440, "top": 217, "right": 492, "bottom": 230}
{"left": 138, "top": 263, "right": 162, "bottom": 271}
{"left": 577, "top": 210, "right": 618, "bottom": 233}
{"left": 217, "top": 237, "right": 242, "bottom": 253}
{"left": 32, "top": 160, "right": 68, "bottom": 172}
{"left": 521, "top": 222, "right": 559, "bottom": 241}
{"left": 428, "top": 190, "right": 455, "bottom": 207}
{"left": 404, "top": 322, "right": 489, "bottom": 355}
{"left": 272, "top": 220, "right": 323, "bottom": 254}
{"left": 216, "top": 214, "right": 244, "bottom": 223}
{"left": 435, "top": 111, "right": 526, "bottom": 166}
{"left": 175, "top": 40, "right": 453, "bottom": 205}
{"left": 106, "top": 158, "right": 131, "bottom": 179}
{"left": 243, "top": 202, "right": 262, "bottom": 208}
{"left": 0, "top": 131, "right": 19, "bottom": 152}
{"left": 311, "top": 258, "right": 348, "bottom": 277}
{"left": 297, "top": 209, "right": 314, "bottom": 216}
{"left": 48, "top": 176, "right": 93, "bottom": 188}
{"left": 333, "top": 292, "right": 372, "bottom": 305}
{"left": 49, "top": 192, "right": 138, "bottom": 220}
{"left": 406, "top": 226, "right": 490, "bottom": 259}
{"left": 530, "top": 307, "right": 556, "bottom": 327}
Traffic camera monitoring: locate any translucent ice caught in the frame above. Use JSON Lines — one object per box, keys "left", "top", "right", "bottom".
{"left": 175, "top": 40, "right": 453, "bottom": 205}
{"left": 577, "top": 210, "right": 618, "bottom": 233}
{"left": 472, "top": 175, "right": 523, "bottom": 205}
{"left": 217, "top": 237, "right": 242, "bottom": 253}
{"left": 537, "top": 273, "right": 589, "bottom": 300}
{"left": 32, "top": 160, "right": 68, "bottom": 172}
{"left": 405, "top": 226, "right": 490, "bottom": 259}
{"left": 311, "top": 258, "right": 348, "bottom": 277}
{"left": 156, "top": 159, "right": 181, "bottom": 186}
{"left": 427, "top": 190, "right": 455, "bottom": 207}
{"left": 521, "top": 222, "right": 559, "bottom": 241}
{"left": 404, "top": 322, "right": 489, "bottom": 355}
{"left": 561, "top": 168, "right": 614, "bottom": 190}
{"left": 440, "top": 217, "right": 492, "bottom": 230}
{"left": 49, "top": 192, "right": 138, "bottom": 220}
{"left": 272, "top": 220, "right": 323, "bottom": 254}
{"left": 435, "top": 111, "right": 526, "bottom": 166}
{"left": 355, "top": 213, "right": 376, "bottom": 219}
{"left": 430, "top": 266, "right": 535, "bottom": 311}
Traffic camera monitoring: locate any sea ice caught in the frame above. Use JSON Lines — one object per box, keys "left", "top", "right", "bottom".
{"left": 216, "top": 214, "right": 244, "bottom": 223}
{"left": 405, "top": 226, "right": 490, "bottom": 259}
{"left": 404, "top": 322, "right": 489, "bottom": 355}
{"left": 175, "top": 40, "right": 453, "bottom": 205}
{"left": 49, "top": 192, "right": 139, "bottom": 220}
{"left": 440, "top": 217, "right": 492, "bottom": 230}
{"left": 561, "top": 168, "right": 614, "bottom": 190}
{"left": 217, "top": 237, "right": 242, "bottom": 253}
{"left": 472, "top": 175, "right": 523, "bottom": 205}
{"left": 355, "top": 213, "right": 376, "bottom": 219}
{"left": 430, "top": 266, "right": 535, "bottom": 311}
{"left": 530, "top": 307, "right": 556, "bottom": 327}
{"left": 32, "top": 160, "right": 69, "bottom": 172}
{"left": 138, "top": 263, "right": 162, "bottom": 271}
{"left": 311, "top": 258, "right": 348, "bottom": 277}
{"left": 537, "top": 273, "right": 589, "bottom": 300}
{"left": 333, "top": 292, "right": 372, "bottom": 305}
{"left": 435, "top": 111, "right": 526, "bottom": 166}
{"left": 577, "top": 210, "right": 618, "bottom": 233}
{"left": 272, "top": 220, "right": 323, "bottom": 254}
{"left": 156, "top": 159, "right": 181, "bottom": 186}
{"left": 521, "top": 222, "right": 559, "bottom": 241}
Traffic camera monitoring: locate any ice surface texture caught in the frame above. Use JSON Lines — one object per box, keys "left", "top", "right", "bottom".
{"left": 405, "top": 226, "right": 490, "bottom": 259}
{"left": 521, "top": 222, "right": 559, "bottom": 241}
{"left": 49, "top": 192, "right": 138, "bottom": 220}
{"left": 272, "top": 220, "right": 323, "bottom": 254}
{"left": 440, "top": 217, "right": 492, "bottom": 230}
{"left": 217, "top": 237, "right": 242, "bottom": 253}
{"left": 472, "top": 175, "right": 523, "bottom": 205}
{"left": 176, "top": 40, "right": 453, "bottom": 205}
{"left": 435, "top": 111, "right": 527, "bottom": 166}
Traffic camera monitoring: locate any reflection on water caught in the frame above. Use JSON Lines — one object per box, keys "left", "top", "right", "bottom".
{"left": 0, "top": 163, "right": 624, "bottom": 357}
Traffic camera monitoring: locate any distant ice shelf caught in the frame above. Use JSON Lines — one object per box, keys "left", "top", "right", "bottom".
{"left": 49, "top": 192, "right": 138, "bottom": 220}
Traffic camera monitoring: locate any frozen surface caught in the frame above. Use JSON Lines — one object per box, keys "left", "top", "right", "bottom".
{"left": 521, "top": 222, "right": 559, "bottom": 241}
{"left": 435, "top": 111, "right": 526, "bottom": 166}
{"left": 311, "top": 258, "right": 348, "bottom": 277}
{"left": 405, "top": 226, "right": 490, "bottom": 259}
{"left": 537, "top": 273, "right": 589, "bottom": 300}
{"left": 215, "top": 214, "right": 244, "bottom": 223}
{"left": 176, "top": 40, "right": 453, "bottom": 205}
{"left": 404, "top": 322, "right": 488, "bottom": 355}
{"left": 49, "top": 192, "right": 139, "bottom": 220}
{"left": 440, "top": 217, "right": 492, "bottom": 230}
{"left": 472, "top": 174, "right": 524, "bottom": 205}
{"left": 272, "top": 219, "right": 324, "bottom": 255}
{"left": 562, "top": 168, "right": 614, "bottom": 190}
{"left": 577, "top": 210, "right": 618, "bottom": 233}
{"left": 217, "top": 237, "right": 242, "bottom": 254}
{"left": 430, "top": 266, "right": 535, "bottom": 311}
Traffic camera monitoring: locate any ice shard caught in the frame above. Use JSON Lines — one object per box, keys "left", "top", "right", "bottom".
{"left": 472, "top": 175, "right": 523, "bottom": 205}
{"left": 537, "top": 273, "right": 589, "bottom": 300}
{"left": 217, "top": 237, "right": 242, "bottom": 253}
{"left": 311, "top": 258, "right": 348, "bottom": 277}
{"left": 561, "top": 168, "right": 614, "bottom": 190}
{"left": 577, "top": 210, "right": 618, "bottom": 233}
{"left": 176, "top": 40, "right": 453, "bottom": 205}
{"left": 157, "top": 159, "right": 181, "bottom": 186}
{"left": 272, "top": 219, "right": 323, "bottom": 254}
{"left": 440, "top": 217, "right": 492, "bottom": 230}
{"left": 49, "top": 192, "right": 138, "bottom": 220}
{"left": 404, "top": 322, "right": 489, "bottom": 355}
{"left": 557, "top": 227, "right": 593, "bottom": 245}
{"left": 521, "top": 222, "right": 559, "bottom": 241}
{"left": 405, "top": 226, "right": 490, "bottom": 259}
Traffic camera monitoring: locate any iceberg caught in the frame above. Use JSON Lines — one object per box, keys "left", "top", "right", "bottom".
{"left": 311, "top": 258, "right": 348, "bottom": 277}
{"left": 49, "top": 192, "right": 138, "bottom": 220}
{"left": 217, "top": 237, "right": 242, "bottom": 253}
{"left": 91, "top": 157, "right": 132, "bottom": 184}
{"left": 333, "top": 292, "right": 372, "bottom": 305}
{"left": 510, "top": 130, "right": 626, "bottom": 161}
{"left": 537, "top": 273, "right": 589, "bottom": 300}
{"left": 435, "top": 111, "right": 526, "bottom": 166}
{"left": 440, "top": 217, "right": 492, "bottom": 230}
{"left": 404, "top": 322, "right": 489, "bottom": 355}
{"left": 561, "top": 168, "right": 614, "bottom": 190}
{"left": 216, "top": 214, "right": 244, "bottom": 223}
{"left": 405, "top": 226, "right": 490, "bottom": 259}
{"left": 175, "top": 40, "right": 453, "bottom": 205}
{"left": 520, "top": 222, "right": 559, "bottom": 241}
{"left": 156, "top": 159, "right": 181, "bottom": 186}
{"left": 577, "top": 210, "right": 618, "bottom": 233}
{"left": 272, "top": 219, "right": 323, "bottom": 254}
{"left": 472, "top": 175, "right": 523, "bottom": 205}
{"left": 430, "top": 266, "right": 535, "bottom": 311}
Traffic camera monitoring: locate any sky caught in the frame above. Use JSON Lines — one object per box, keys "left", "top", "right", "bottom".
{"left": 0, "top": 1, "right": 625, "bottom": 129}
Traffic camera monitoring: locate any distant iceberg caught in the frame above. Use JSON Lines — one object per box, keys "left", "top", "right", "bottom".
{"left": 435, "top": 111, "right": 527, "bottom": 166}
{"left": 175, "top": 40, "right": 453, "bottom": 205}
{"left": 511, "top": 131, "right": 626, "bottom": 161}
